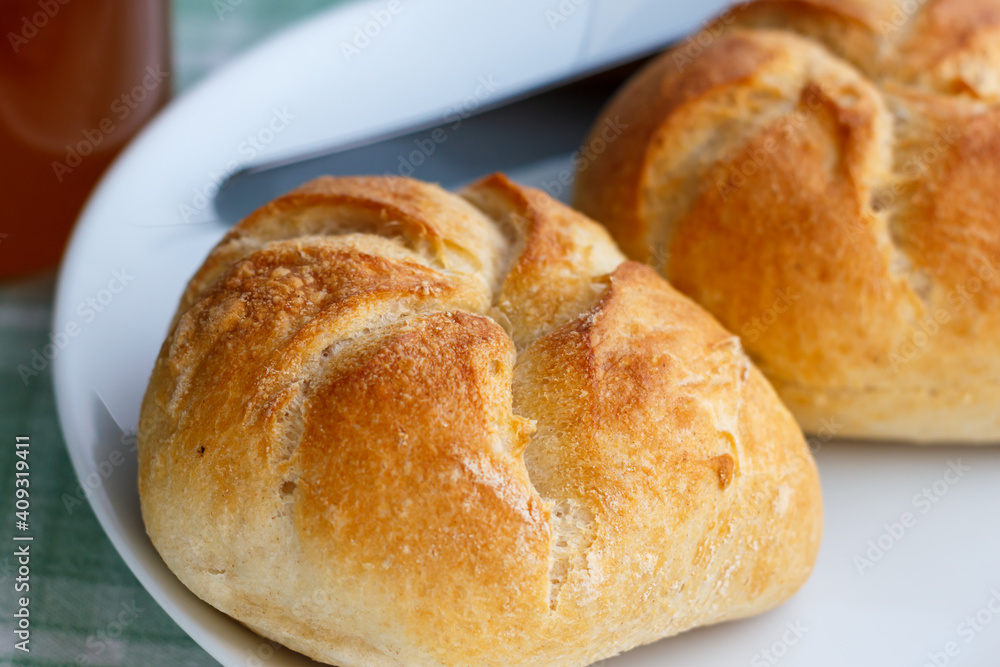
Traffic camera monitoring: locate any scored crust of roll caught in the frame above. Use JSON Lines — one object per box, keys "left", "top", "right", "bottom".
{"left": 139, "top": 174, "right": 822, "bottom": 666}
{"left": 575, "top": 0, "right": 1000, "bottom": 443}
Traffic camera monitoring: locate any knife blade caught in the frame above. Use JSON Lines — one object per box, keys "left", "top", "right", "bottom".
{"left": 212, "top": 56, "right": 652, "bottom": 225}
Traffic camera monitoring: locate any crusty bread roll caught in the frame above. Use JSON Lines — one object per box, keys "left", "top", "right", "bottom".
{"left": 139, "top": 174, "right": 821, "bottom": 666}
{"left": 575, "top": 0, "right": 1000, "bottom": 443}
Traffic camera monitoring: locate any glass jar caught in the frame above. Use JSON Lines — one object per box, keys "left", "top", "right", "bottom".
{"left": 0, "top": 0, "right": 171, "bottom": 279}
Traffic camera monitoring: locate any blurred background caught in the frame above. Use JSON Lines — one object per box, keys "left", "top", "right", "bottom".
{"left": 3, "top": 2, "right": 1000, "bottom": 666}
{"left": 0, "top": 2, "right": 343, "bottom": 665}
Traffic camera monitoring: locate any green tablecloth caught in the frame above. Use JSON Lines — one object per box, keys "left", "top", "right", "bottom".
{"left": 0, "top": 2, "right": 344, "bottom": 665}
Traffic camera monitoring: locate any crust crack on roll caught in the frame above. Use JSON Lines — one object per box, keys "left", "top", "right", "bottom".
{"left": 140, "top": 174, "right": 822, "bottom": 666}
{"left": 575, "top": 0, "right": 1000, "bottom": 443}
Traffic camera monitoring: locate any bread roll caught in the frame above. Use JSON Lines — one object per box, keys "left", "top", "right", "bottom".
{"left": 139, "top": 174, "right": 821, "bottom": 666}
{"left": 575, "top": 0, "right": 1000, "bottom": 443}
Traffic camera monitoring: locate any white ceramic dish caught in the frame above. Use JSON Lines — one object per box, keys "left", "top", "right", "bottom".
{"left": 54, "top": 1, "right": 1000, "bottom": 665}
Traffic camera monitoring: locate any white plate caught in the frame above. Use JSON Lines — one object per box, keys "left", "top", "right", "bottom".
{"left": 54, "top": 1, "right": 1000, "bottom": 665}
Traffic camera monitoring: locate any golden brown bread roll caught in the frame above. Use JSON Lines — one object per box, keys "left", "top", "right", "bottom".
{"left": 575, "top": 0, "right": 1000, "bottom": 443}
{"left": 139, "top": 174, "right": 821, "bottom": 666}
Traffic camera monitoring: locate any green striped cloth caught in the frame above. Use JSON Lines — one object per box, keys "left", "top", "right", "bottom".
{"left": 0, "top": 2, "right": 345, "bottom": 665}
